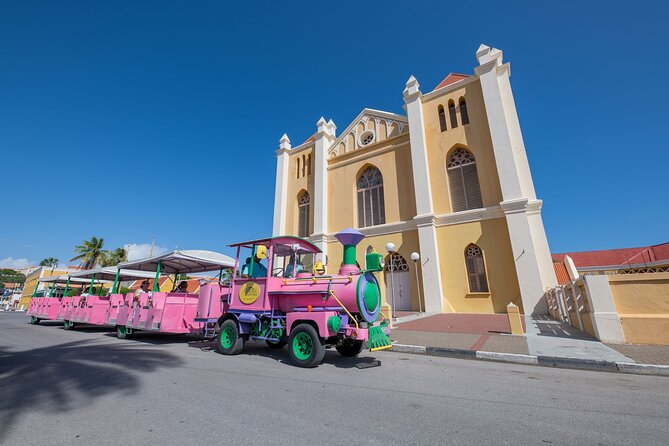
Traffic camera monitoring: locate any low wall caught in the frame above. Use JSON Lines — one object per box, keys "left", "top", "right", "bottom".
{"left": 546, "top": 272, "right": 669, "bottom": 345}
{"left": 609, "top": 272, "right": 669, "bottom": 345}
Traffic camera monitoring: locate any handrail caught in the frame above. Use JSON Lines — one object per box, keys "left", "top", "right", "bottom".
{"left": 328, "top": 290, "right": 358, "bottom": 330}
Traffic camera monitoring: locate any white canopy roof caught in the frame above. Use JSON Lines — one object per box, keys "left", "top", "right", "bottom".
{"left": 117, "top": 250, "right": 235, "bottom": 274}
{"left": 67, "top": 267, "right": 156, "bottom": 282}
{"left": 39, "top": 275, "right": 104, "bottom": 284}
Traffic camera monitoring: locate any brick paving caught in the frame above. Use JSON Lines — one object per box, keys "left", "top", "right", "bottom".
{"left": 394, "top": 313, "right": 517, "bottom": 335}
{"left": 605, "top": 343, "right": 669, "bottom": 365}
{"left": 391, "top": 329, "right": 530, "bottom": 355}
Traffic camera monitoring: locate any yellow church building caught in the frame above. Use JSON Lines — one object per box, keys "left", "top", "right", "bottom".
{"left": 272, "top": 44, "right": 557, "bottom": 316}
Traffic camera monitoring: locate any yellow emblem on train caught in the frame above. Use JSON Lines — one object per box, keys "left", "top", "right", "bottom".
{"left": 239, "top": 281, "right": 260, "bottom": 305}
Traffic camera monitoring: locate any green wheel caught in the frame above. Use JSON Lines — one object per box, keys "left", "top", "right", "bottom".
{"left": 117, "top": 325, "right": 133, "bottom": 339}
{"left": 265, "top": 339, "right": 287, "bottom": 349}
{"left": 216, "top": 319, "right": 244, "bottom": 355}
{"left": 63, "top": 320, "right": 75, "bottom": 330}
{"left": 336, "top": 339, "right": 364, "bottom": 357}
{"left": 30, "top": 316, "right": 40, "bottom": 325}
{"left": 288, "top": 323, "right": 325, "bottom": 368}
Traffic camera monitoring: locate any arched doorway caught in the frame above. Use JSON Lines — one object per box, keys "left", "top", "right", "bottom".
{"left": 385, "top": 253, "right": 411, "bottom": 311}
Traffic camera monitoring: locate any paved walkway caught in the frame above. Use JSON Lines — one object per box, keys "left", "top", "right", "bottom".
{"left": 390, "top": 313, "right": 668, "bottom": 365}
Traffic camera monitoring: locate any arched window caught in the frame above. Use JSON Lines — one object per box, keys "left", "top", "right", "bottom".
{"left": 357, "top": 167, "right": 385, "bottom": 227}
{"left": 459, "top": 97, "right": 469, "bottom": 125}
{"left": 298, "top": 192, "right": 310, "bottom": 237}
{"left": 301, "top": 154, "right": 307, "bottom": 178}
{"left": 465, "top": 244, "right": 488, "bottom": 292}
{"left": 447, "top": 148, "right": 483, "bottom": 212}
{"left": 438, "top": 105, "right": 447, "bottom": 132}
{"left": 448, "top": 100, "right": 458, "bottom": 129}
{"left": 296, "top": 157, "right": 301, "bottom": 179}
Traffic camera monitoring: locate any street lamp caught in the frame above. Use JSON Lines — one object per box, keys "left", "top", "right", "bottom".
{"left": 385, "top": 243, "right": 396, "bottom": 319}
{"left": 411, "top": 252, "right": 422, "bottom": 313}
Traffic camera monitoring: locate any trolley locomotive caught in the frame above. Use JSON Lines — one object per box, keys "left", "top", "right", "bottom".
{"left": 215, "top": 228, "right": 392, "bottom": 367}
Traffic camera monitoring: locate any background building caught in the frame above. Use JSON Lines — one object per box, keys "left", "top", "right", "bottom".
{"left": 273, "top": 45, "right": 557, "bottom": 316}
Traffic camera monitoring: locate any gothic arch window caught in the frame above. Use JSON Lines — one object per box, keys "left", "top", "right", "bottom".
{"left": 357, "top": 167, "right": 386, "bottom": 228}
{"left": 298, "top": 191, "right": 310, "bottom": 237}
{"left": 448, "top": 99, "right": 458, "bottom": 129}
{"left": 438, "top": 105, "right": 447, "bottom": 132}
{"left": 447, "top": 148, "right": 483, "bottom": 212}
{"left": 459, "top": 97, "right": 469, "bottom": 125}
{"left": 465, "top": 244, "right": 489, "bottom": 292}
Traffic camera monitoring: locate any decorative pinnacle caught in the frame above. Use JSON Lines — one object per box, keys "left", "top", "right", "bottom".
{"left": 279, "top": 133, "right": 291, "bottom": 150}
{"left": 476, "top": 43, "right": 503, "bottom": 66}
{"left": 403, "top": 75, "right": 421, "bottom": 102}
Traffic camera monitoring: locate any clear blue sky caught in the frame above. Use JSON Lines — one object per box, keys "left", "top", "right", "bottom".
{"left": 1, "top": 1, "right": 667, "bottom": 267}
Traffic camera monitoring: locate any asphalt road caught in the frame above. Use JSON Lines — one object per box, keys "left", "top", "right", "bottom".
{"left": 1, "top": 312, "right": 667, "bottom": 446}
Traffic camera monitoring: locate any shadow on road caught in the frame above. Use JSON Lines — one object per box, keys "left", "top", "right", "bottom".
{"left": 0, "top": 340, "right": 184, "bottom": 441}
{"left": 203, "top": 340, "right": 381, "bottom": 369}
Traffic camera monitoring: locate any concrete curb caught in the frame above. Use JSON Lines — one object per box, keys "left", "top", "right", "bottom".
{"left": 390, "top": 343, "right": 669, "bottom": 376}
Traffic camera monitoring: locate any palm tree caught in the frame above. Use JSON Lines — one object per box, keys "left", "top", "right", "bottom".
{"left": 39, "top": 258, "right": 60, "bottom": 270}
{"left": 71, "top": 237, "right": 105, "bottom": 269}
{"left": 98, "top": 247, "right": 128, "bottom": 267}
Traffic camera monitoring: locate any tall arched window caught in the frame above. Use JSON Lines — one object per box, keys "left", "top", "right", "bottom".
{"left": 465, "top": 244, "right": 488, "bottom": 292}
{"left": 448, "top": 100, "right": 458, "bottom": 129}
{"left": 438, "top": 105, "right": 447, "bottom": 132}
{"left": 459, "top": 97, "right": 469, "bottom": 125}
{"left": 298, "top": 192, "right": 310, "bottom": 237}
{"left": 447, "top": 148, "right": 483, "bottom": 212}
{"left": 357, "top": 167, "right": 385, "bottom": 227}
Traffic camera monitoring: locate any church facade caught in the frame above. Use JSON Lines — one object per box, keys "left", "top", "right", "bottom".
{"left": 272, "top": 45, "right": 557, "bottom": 316}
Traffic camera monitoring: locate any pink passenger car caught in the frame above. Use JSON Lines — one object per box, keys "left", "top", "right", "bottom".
{"left": 114, "top": 250, "right": 235, "bottom": 339}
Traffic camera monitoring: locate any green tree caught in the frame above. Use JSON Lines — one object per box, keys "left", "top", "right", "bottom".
{"left": 98, "top": 247, "right": 128, "bottom": 267}
{"left": 71, "top": 237, "right": 105, "bottom": 269}
{"left": 0, "top": 269, "right": 26, "bottom": 284}
{"left": 39, "top": 258, "right": 60, "bottom": 270}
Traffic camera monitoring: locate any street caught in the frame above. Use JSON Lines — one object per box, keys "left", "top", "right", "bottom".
{"left": 1, "top": 311, "right": 667, "bottom": 445}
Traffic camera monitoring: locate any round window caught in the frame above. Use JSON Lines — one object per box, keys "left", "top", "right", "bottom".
{"left": 359, "top": 130, "right": 375, "bottom": 146}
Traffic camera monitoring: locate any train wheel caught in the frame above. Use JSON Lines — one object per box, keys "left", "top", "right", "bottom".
{"left": 30, "top": 316, "right": 40, "bottom": 325}
{"left": 216, "top": 319, "right": 244, "bottom": 355}
{"left": 63, "top": 320, "right": 75, "bottom": 330}
{"left": 117, "top": 326, "right": 133, "bottom": 339}
{"left": 266, "top": 339, "right": 287, "bottom": 349}
{"left": 336, "top": 339, "right": 364, "bottom": 357}
{"left": 288, "top": 323, "right": 325, "bottom": 368}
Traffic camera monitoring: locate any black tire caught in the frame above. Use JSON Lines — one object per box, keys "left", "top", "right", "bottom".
{"left": 336, "top": 339, "right": 364, "bottom": 357}
{"left": 30, "top": 316, "right": 40, "bottom": 325}
{"left": 288, "top": 323, "right": 325, "bottom": 368}
{"left": 266, "top": 339, "right": 287, "bottom": 349}
{"left": 63, "top": 320, "right": 75, "bottom": 330}
{"left": 117, "top": 325, "right": 133, "bottom": 339}
{"left": 216, "top": 319, "right": 245, "bottom": 355}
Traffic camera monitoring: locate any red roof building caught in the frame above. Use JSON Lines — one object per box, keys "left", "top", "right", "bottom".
{"left": 552, "top": 242, "right": 669, "bottom": 272}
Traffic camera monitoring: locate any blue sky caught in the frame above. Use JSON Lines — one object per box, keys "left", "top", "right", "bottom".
{"left": 1, "top": 1, "right": 667, "bottom": 268}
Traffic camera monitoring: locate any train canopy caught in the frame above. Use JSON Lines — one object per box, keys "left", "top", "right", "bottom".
{"left": 117, "top": 250, "right": 235, "bottom": 274}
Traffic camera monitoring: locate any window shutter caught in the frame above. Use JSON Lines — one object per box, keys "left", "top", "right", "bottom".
{"left": 462, "top": 163, "right": 483, "bottom": 209}
{"left": 448, "top": 168, "right": 466, "bottom": 212}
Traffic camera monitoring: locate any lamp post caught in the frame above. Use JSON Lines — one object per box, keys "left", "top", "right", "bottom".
{"left": 411, "top": 252, "right": 422, "bottom": 313}
{"left": 385, "top": 242, "right": 396, "bottom": 319}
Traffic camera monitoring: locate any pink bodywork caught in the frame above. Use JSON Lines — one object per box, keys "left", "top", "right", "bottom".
{"left": 119, "top": 284, "right": 229, "bottom": 334}
{"left": 27, "top": 283, "right": 230, "bottom": 337}
{"left": 228, "top": 275, "right": 370, "bottom": 340}
{"left": 27, "top": 297, "right": 61, "bottom": 320}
